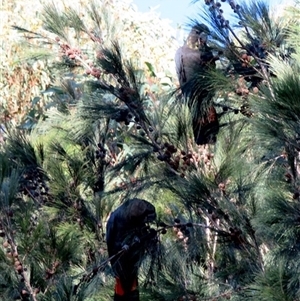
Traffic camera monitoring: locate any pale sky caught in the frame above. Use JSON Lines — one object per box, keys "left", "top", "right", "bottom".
{"left": 132, "top": 0, "right": 203, "bottom": 28}
{"left": 132, "top": 0, "right": 296, "bottom": 28}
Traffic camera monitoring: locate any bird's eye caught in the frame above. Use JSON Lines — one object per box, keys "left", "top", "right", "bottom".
{"left": 195, "top": 30, "right": 200, "bottom": 35}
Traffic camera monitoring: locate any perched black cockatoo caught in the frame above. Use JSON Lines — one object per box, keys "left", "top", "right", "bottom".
{"left": 106, "top": 198, "right": 157, "bottom": 301}
{"left": 175, "top": 24, "right": 219, "bottom": 145}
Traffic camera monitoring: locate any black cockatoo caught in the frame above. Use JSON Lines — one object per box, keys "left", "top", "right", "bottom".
{"left": 106, "top": 198, "right": 157, "bottom": 301}
{"left": 175, "top": 24, "right": 219, "bottom": 145}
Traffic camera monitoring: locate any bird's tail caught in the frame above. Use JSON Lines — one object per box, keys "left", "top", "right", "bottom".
{"left": 193, "top": 106, "right": 219, "bottom": 145}
{"left": 114, "top": 277, "right": 139, "bottom": 301}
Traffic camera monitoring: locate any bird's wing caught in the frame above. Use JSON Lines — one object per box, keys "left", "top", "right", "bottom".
{"left": 175, "top": 46, "right": 203, "bottom": 86}
{"left": 175, "top": 46, "right": 186, "bottom": 85}
{"left": 106, "top": 210, "right": 124, "bottom": 256}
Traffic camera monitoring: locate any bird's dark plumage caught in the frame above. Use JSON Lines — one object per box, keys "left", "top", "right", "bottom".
{"left": 175, "top": 24, "right": 219, "bottom": 145}
{"left": 106, "top": 198, "right": 156, "bottom": 301}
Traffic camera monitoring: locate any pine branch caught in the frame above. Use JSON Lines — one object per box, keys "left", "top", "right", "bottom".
{"left": 42, "top": 2, "right": 69, "bottom": 42}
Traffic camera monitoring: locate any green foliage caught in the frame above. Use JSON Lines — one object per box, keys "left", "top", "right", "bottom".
{"left": 1, "top": 0, "right": 300, "bottom": 301}
{"left": 0, "top": 0, "right": 177, "bottom": 128}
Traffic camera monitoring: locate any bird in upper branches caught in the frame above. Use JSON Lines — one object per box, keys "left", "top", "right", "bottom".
{"left": 175, "top": 24, "right": 219, "bottom": 145}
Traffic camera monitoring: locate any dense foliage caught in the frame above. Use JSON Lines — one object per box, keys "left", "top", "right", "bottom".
{"left": 1, "top": 0, "right": 300, "bottom": 300}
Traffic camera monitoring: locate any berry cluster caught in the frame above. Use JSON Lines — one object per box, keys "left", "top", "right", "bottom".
{"left": 158, "top": 219, "right": 192, "bottom": 237}
{"left": 85, "top": 65, "right": 101, "bottom": 79}
{"left": 156, "top": 144, "right": 197, "bottom": 177}
{"left": 156, "top": 143, "right": 216, "bottom": 175}
{"left": 19, "top": 167, "right": 49, "bottom": 204}
{"left": 204, "top": 0, "right": 238, "bottom": 28}
{"left": 55, "top": 36, "right": 101, "bottom": 79}
{"left": 159, "top": 219, "right": 193, "bottom": 254}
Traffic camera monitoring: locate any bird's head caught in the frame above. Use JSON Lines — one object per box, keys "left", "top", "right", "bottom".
{"left": 186, "top": 24, "right": 210, "bottom": 48}
{"left": 126, "top": 198, "right": 157, "bottom": 224}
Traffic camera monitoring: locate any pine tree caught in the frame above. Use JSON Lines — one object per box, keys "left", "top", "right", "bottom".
{"left": 1, "top": 0, "right": 300, "bottom": 301}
